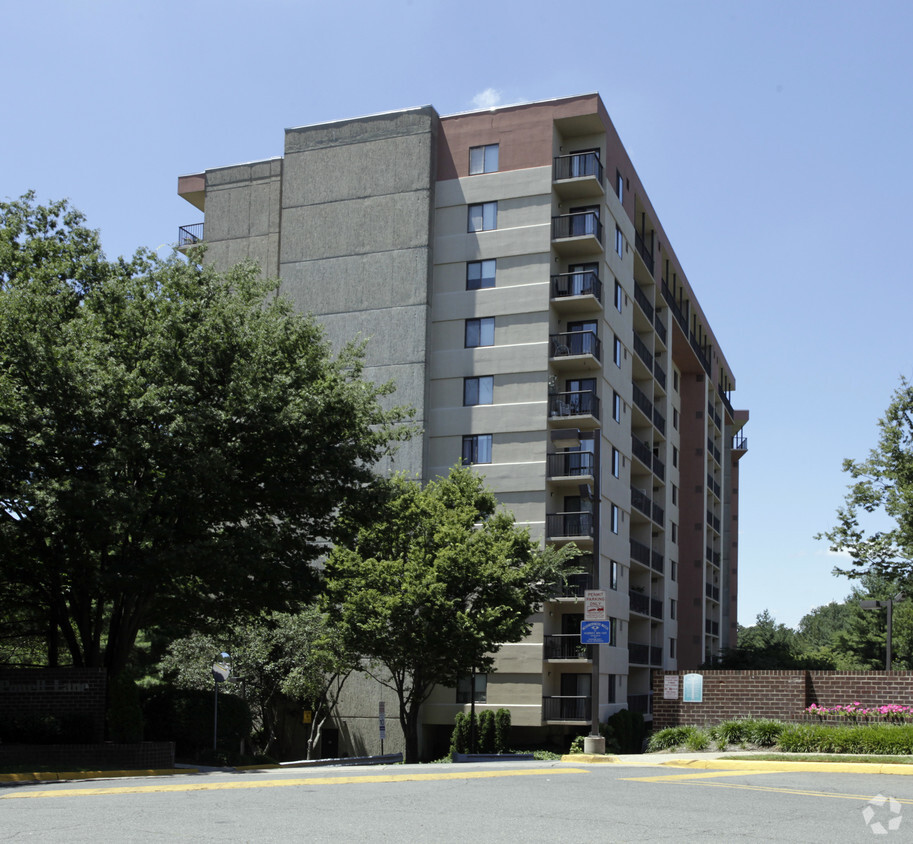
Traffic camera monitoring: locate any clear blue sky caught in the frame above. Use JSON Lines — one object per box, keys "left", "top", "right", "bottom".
{"left": 4, "top": 0, "right": 912, "bottom": 628}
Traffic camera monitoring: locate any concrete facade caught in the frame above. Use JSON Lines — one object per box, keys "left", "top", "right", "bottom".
{"left": 178, "top": 93, "right": 748, "bottom": 759}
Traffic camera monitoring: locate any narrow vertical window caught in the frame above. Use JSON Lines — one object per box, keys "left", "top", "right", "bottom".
{"left": 611, "top": 504, "right": 619, "bottom": 534}
{"left": 609, "top": 560, "right": 618, "bottom": 591}
{"left": 615, "top": 226, "right": 624, "bottom": 257}
{"left": 613, "top": 336, "right": 622, "bottom": 367}
{"left": 612, "top": 391, "right": 621, "bottom": 423}
{"left": 614, "top": 280, "right": 623, "bottom": 312}
{"left": 611, "top": 447, "right": 620, "bottom": 478}
{"left": 616, "top": 170, "right": 623, "bottom": 202}
{"left": 670, "top": 598, "right": 677, "bottom": 620}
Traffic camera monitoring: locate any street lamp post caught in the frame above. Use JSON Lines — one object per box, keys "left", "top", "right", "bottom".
{"left": 860, "top": 594, "right": 904, "bottom": 670}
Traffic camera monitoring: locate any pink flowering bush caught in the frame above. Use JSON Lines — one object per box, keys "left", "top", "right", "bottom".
{"left": 806, "top": 702, "right": 913, "bottom": 722}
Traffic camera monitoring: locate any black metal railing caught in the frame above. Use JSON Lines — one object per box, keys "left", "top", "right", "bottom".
{"left": 542, "top": 696, "right": 591, "bottom": 721}
{"left": 178, "top": 223, "right": 204, "bottom": 246}
{"left": 718, "top": 383, "right": 735, "bottom": 418}
{"left": 661, "top": 279, "right": 689, "bottom": 333}
{"left": 631, "top": 487, "right": 652, "bottom": 518}
{"left": 629, "top": 590, "right": 650, "bottom": 616}
{"left": 551, "top": 272, "right": 603, "bottom": 302}
{"left": 547, "top": 511, "right": 595, "bottom": 538}
{"left": 544, "top": 634, "right": 590, "bottom": 660}
{"left": 651, "top": 597, "right": 663, "bottom": 619}
{"left": 550, "top": 331, "right": 602, "bottom": 360}
{"left": 553, "top": 152, "right": 604, "bottom": 184}
{"left": 651, "top": 645, "right": 663, "bottom": 666}
{"left": 705, "top": 583, "right": 720, "bottom": 601}
{"left": 653, "top": 452, "right": 665, "bottom": 481}
{"left": 547, "top": 452, "right": 595, "bottom": 478}
{"left": 654, "top": 312, "right": 667, "bottom": 345}
{"left": 633, "top": 334, "right": 653, "bottom": 370}
{"left": 631, "top": 383, "right": 653, "bottom": 419}
{"left": 653, "top": 361, "right": 666, "bottom": 389}
{"left": 632, "top": 434, "right": 652, "bottom": 468}
{"left": 705, "top": 620, "right": 720, "bottom": 637}
{"left": 549, "top": 391, "right": 600, "bottom": 420}
{"left": 559, "top": 558, "right": 595, "bottom": 598}
{"left": 690, "top": 331, "right": 711, "bottom": 376}
{"left": 653, "top": 406, "right": 666, "bottom": 435}
{"left": 652, "top": 501, "right": 665, "bottom": 527}
{"left": 630, "top": 538, "right": 651, "bottom": 567}
{"left": 628, "top": 694, "right": 653, "bottom": 715}
{"left": 732, "top": 434, "right": 748, "bottom": 451}
{"left": 629, "top": 642, "right": 650, "bottom": 665}
{"left": 651, "top": 549, "right": 664, "bottom": 574}
{"left": 633, "top": 285, "right": 654, "bottom": 321}
{"left": 552, "top": 212, "right": 604, "bottom": 244}
{"left": 634, "top": 231, "right": 654, "bottom": 275}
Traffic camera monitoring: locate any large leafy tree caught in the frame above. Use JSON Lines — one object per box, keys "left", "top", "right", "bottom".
{"left": 322, "top": 466, "right": 579, "bottom": 763}
{"left": 0, "top": 193, "right": 409, "bottom": 677}
{"left": 158, "top": 607, "right": 355, "bottom": 759}
{"left": 819, "top": 378, "right": 913, "bottom": 581}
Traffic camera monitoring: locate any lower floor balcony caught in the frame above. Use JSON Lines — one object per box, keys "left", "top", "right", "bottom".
{"left": 629, "top": 641, "right": 664, "bottom": 667}
{"left": 542, "top": 695, "right": 590, "bottom": 722}
{"left": 544, "top": 634, "right": 591, "bottom": 661}
{"left": 627, "top": 693, "right": 653, "bottom": 715}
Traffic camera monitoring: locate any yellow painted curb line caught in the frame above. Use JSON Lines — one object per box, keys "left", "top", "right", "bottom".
{"left": 660, "top": 759, "right": 913, "bottom": 776}
{"left": 560, "top": 754, "right": 622, "bottom": 764}
{"left": 0, "top": 768, "right": 196, "bottom": 784}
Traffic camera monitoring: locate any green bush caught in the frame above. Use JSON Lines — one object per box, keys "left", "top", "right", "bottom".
{"left": 478, "top": 709, "right": 495, "bottom": 753}
{"left": 747, "top": 718, "right": 785, "bottom": 748}
{"left": 107, "top": 673, "right": 144, "bottom": 743}
{"left": 608, "top": 708, "right": 645, "bottom": 753}
{"left": 450, "top": 712, "right": 469, "bottom": 755}
{"left": 778, "top": 723, "right": 913, "bottom": 755}
{"left": 648, "top": 726, "right": 696, "bottom": 751}
{"left": 684, "top": 729, "right": 710, "bottom": 751}
{"left": 494, "top": 708, "right": 511, "bottom": 753}
{"left": 711, "top": 719, "right": 749, "bottom": 748}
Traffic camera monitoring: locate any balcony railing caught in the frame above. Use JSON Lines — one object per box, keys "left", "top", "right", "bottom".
{"left": 553, "top": 152, "right": 604, "bottom": 184}
{"left": 627, "top": 693, "right": 653, "bottom": 715}
{"left": 631, "top": 435, "right": 652, "bottom": 468}
{"left": 653, "top": 451, "right": 665, "bottom": 481}
{"left": 549, "top": 391, "right": 599, "bottom": 420}
{"left": 705, "top": 583, "right": 720, "bottom": 601}
{"left": 718, "top": 383, "right": 735, "bottom": 418}
{"left": 631, "top": 538, "right": 651, "bottom": 567}
{"left": 651, "top": 549, "right": 664, "bottom": 574}
{"left": 634, "top": 231, "right": 654, "bottom": 275}
{"left": 542, "top": 696, "right": 590, "bottom": 722}
{"left": 550, "top": 331, "right": 601, "bottom": 361}
{"left": 689, "top": 331, "right": 711, "bottom": 376}
{"left": 544, "top": 635, "right": 590, "bottom": 660}
{"left": 629, "top": 642, "right": 663, "bottom": 666}
{"left": 651, "top": 597, "right": 663, "bottom": 619}
{"left": 633, "top": 334, "right": 653, "bottom": 370}
{"left": 633, "top": 285, "right": 654, "bottom": 321}
{"left": 653, "top": 406, "right": 666, "bottom": 435}
{"left": 631, "top": 487, "right": 652, "bottom": 519}
{"left": 547, "top": 511, "right": 594, "bottom": 539}
{"left": 652, "top": 501, "right": 665, "bottom": 527}
{"left": 705, "top": 620, "right": 720, "bottom": 637}
{"left": 660, "top": 279, "right": 689, "bottom": 334}
{"left": 551, "top": 271, "right": 603, "bottom": 303}
{"left": 629, "top": 590, "right": 650, "bottom": 616}
{"left": 547, "top": 452, "right": 595, "bottom": 479}
{"left": 653, "top": 361, "right": 666, "bottom": 389}
{"left": 557, "top": 556, "right": 594, "bottom": 598}
{"left": 732, "top": 434, "right": 748, "bottom": 451}
{"left": 552, "top": 212, "right": 604, "bottom": 244}
{"left": 178, "top": 223, "right": 204, "bottom": 246}
{"left": 631, "top": 383, "right": 653, "bottom": 419}
{"left": 654, "top": 313, "right": 667, "bottom": 345}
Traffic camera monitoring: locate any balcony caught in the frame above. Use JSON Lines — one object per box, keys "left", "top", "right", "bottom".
{"left": 634, "top": 231, "right": 654, "bottom": 276}
{"left": 178, "top": 223, "right": 204, "bottom": 247}
{"left": 689, "top": 331, "right": 712, "bottom": 376}
{"left": 551, "top": 212, "right": 604, "bottom": 257}
{"left": 653, "top": 360, "right": 667, "bottom": 390}
{"left": 629, "top": 642, "right": 663, "bottom": 667}
{"left": 553, "top": 153, "right": 604, "bottom": 199}
{"left": 732, "top": 434, "right": 748, "bottom": 452}
{"left": 705, "top": 620, "right": 720, "bottom": 637}
{"left": 705, "top": 583, "right": 721, "bottom": 602}
{"left": 544, "top": 635, "right": 591, "bottom": 661}
{"left": 633, "top": 284, "right": 654, "bottom": 321}
{"left": 631, "top": 383, "right": 654, "bottom": 421}
{"left": 629, "top": 590, "right": 650, "bottom": 616}
{"left": 550, "top": 271, "right": 603, "bottom": 309}
{"left": 627, "top": 693, "right": 653, "bottom": 715}
{"left": 546, "top": 511, "right": 594, "bottom": 541}
{"left": 660, "top": 279, "right": 689, "bottom": 334}
{"left": 654, "top": 312, "right": 667, "bottom": 346}
{"left": 542, "top": 696, "right": 590, "bottom": 722}
{"left": 633, "top": 334, "right": 653, "bottom": 371}
{"left": 548, "top": 391, "right": 599, "bottom": 426}
{"left": 555, "top": 555, "right": 595, "bottom": 598}
{"left": 718, "top": 383, "right": 735, "bottom": 418}
{"left": 550, "top": 331, "right": 601, "bottom": 370}
{"left": 630, "top": 538, "right": 663, "bottom": 574}
{"left": 547, "top": 451, "right": 595, "bottom": 481}
{"left": 631, "top": 487, "right": 652, "bottom": 520}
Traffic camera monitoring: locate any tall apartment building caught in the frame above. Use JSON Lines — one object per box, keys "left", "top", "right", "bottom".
{"left": 177, "top": 93, "right": 748, "bottom": 757}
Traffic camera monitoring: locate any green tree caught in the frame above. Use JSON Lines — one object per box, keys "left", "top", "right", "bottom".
{"left": 0, "top": 193, "right": 409, "bottom": 678}
{"left": 819, "top": 378, "right": 913, "bottom": 582}
{"left": 715, "top": 610, "right": 808, "bottom": 668}
{"left": 158, "top": 607, "right": 355, "bottom": 758}
{"left": 322, "top": 466, "right": 579, "bottom": 763}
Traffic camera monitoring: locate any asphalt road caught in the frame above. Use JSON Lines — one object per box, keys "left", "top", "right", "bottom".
{"left": 2, "top": 759, "right": 911, "bottom": 842}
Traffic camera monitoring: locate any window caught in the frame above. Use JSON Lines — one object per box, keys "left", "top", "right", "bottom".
{"left": 613, "top": 336, "right": 622, "bottom": 367}
{"left": 607, "top": 673, "right": 616, "bottom": 703}
{"left": 673, "top": 370, "right": 679, "bottom": 392}
{"left": 462, "top": 434, "right": 492, "bottom": 465}
{"left": 466, "top": 259, "right": 496, "bottom": 290}
{"left": 608, "top": 617, "right": 618, "bottom": 646}
{"left": 612, "top": 391, "right": 621, "bottom": 423}
{"left": 672, "top": 484, "right": 678, "bottom": 506}
{"left": 463, "top": 376, "right": 493, "bottom": 406}
{"left": 673, "top": 408, "right": 679, "bottom": 430}
{"left": 469, "top": 144, "right": 499, "bottom": 175}
{"left": 609, "top": 560, "right": 619, "bottom": 591}
{"left": 671, "top": 560, "right": 678, "bottom": 581}
{"left": 671, "top": 522, "right": 678, "bottom": 542}
{"left": 616, "top": 170, "right": 624, "bottom": 202}
{"left": 456, "top": 674, "right": 487, "bottom": 703}
{"left": 465, "top": 317, "right": 494, "bottom": 347}
{"left": 611, "top": 447, "right": 620, "bottom": 478}
{"left": 672, "top": 446, "right": 678, "bottom": 468}
{"left": 570, "top": 205, "right": 599, "bottom": 237}
{"left": 615, "top": 226, "right": 624, "bottom": 257}
{"left": 670, "top": 598, "right": 677, "bottom": 620}
{"left": 611, "top": 503, "right": 619, "bottom": 534}
{"left": 670, "top": 638, "right": 676, "bottom": 659}
{"left": 468, "top": 202, "right": 497, "bottom": 232}
{"left": 614, "top": 280, "right": 623, "bottom": 312}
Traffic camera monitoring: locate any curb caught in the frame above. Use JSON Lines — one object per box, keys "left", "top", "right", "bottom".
{"left": 660, "top": 758, "right": 913, "bottom": 776}
{"left": 560, "top": 754, "right": 622, "bottom": 764}
{"left": 0, "top": 768, "right": 197, "bottom": 784}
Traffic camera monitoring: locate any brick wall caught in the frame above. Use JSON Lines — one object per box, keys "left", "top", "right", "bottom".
{"left": 0, "top": 668, "right": 106, "bottom": 742}
{"left": 652, "top": 670, "right": 913, "bottom": 729}
{"left": 0, "top": 741, "right": 175, "bottom": 770}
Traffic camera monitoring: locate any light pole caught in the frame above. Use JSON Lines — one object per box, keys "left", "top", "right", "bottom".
{"left": 860, "top": 594, "right": 903, "bottom": 670}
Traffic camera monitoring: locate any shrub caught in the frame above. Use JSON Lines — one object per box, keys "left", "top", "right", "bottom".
{"left": 450, "top": 712, "right": 470, "bottom": 755}
{"left": 478, "top": 710, "right": 495, "bottom": 753}
{"left": 494, "top": 708, "right": 511, "bottom": 753}
{"left": 684, "top": 729, "right": 710, "bottom": 751}
{"left": 747, "top": 718, "right": 785, "bottom": 748}
{"left": 608, "top": 708, "right": 645, "bottom": 753}
{"left": 648, "top": 726, "right": 696, "bottom": 751}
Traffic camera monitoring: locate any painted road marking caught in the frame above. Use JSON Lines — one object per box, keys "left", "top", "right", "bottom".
{"left": 624, "top": 770, "right": 913, "bottom": 804}
{"left": 1, "top": 767, "right": 589, "bottom": 800}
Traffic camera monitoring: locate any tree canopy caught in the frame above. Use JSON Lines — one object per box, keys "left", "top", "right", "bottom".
{"left": 322, "top": 466, "right": 579, "bottom": 762}
{"left": 0, "top": 193, "right": 410, "bottom": 676}
{"left": 819, "top": 378, "right": 913, "bottom": 582}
